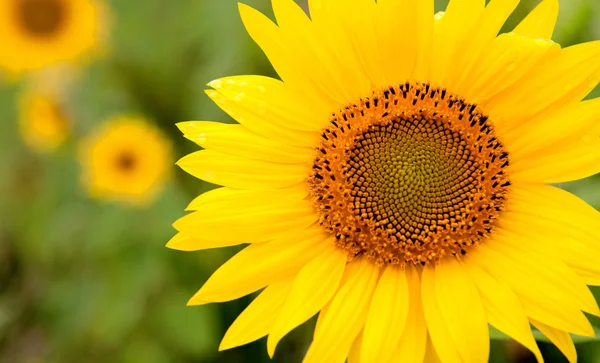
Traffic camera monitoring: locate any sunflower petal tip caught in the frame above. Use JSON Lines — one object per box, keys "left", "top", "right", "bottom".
{"left": 589, "top": 305, "right": 600, "bottom": 318}
{"left": 266, "top": 336, "right": 278, "bottom": 358}
{"left": 176, "top": 121, "right": 193, "bottom": 133}
{"left": 218, "top": 338, "right": 232, "bottom": 352}
{"left": 171, "top": 218, "right": 183, "bottom": 231}
{"left": 165, "top": 235, "right": 186, "bottom": 250}
{"left": 208, "top": 79, "right": 224, "bottom": 90}
{"left": 237, "top": 2, "right": 252, "bottom": 14}
{"left": 175, "top": 155, "right": 188, "bottom": 167}
{"left": 581, "top": 324, "right": 596, "bottom": 337}
{"left": 187, "top": 294, "right": 209, "bottom": 306}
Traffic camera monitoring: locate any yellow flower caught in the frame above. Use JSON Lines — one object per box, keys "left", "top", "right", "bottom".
{"left": 171, "top": 1, "right": 600, "bottom": 362}
{"left": 0, "top": 0, "right": 107, "bottom": 75}
{"left": 19, "top": 88, "right": 69, "bottom": 153}
{"left": 80, "top": 116, "right": 172, "bottom": 205}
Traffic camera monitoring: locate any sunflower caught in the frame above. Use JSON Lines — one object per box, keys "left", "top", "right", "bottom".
{"left": 18, "top": 87, "right": 69, "bottom": 153}
{"left": 0, "top": 0, "right": 106, "bottom": 75}
{"left": 170, "top": 0, "right": 600, "bottom": 362}
{"left": 80, "top": 116, "right": 171, "bottom": 205}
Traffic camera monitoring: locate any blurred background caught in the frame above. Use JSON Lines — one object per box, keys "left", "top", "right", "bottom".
{"left": 1, "top": 0, "right": 600, "bottom": 362}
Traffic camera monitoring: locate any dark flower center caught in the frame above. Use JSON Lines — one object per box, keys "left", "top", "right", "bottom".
{"left": 116, "top": 152, "right": 137, "bottom": 172}
{"left": 308, "top": 83, "right": 510, "bottom": 266}
{"left": 17, "top": 0, "right": 67, "bottom": 37}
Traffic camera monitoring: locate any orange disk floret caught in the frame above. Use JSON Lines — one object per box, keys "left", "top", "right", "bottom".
{"left": 307, "top": 82, "right": 511, "bottom": 266}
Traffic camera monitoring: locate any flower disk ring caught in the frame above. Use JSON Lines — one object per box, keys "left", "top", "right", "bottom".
{"left": 308, "top": 82, "right": 511, "bottom": 266}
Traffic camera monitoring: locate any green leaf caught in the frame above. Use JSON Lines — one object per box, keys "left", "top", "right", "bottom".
{"left": 489, "top": 325, "right": 600, "bottom": 344}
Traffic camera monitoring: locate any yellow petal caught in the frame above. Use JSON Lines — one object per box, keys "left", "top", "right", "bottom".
{"left": 185, "top": 187, "right": 243, "bottom": 211}
{"left": 421, "top": 264, "right": 462, "bottom": 362}
{"left": 423, "top": 336, "right": 442, "bottom": 363}
{"left": 313, "top": 301, "right": 329, "bottom": 340}
{"left": 507, "top": 184, "right": 600, "bottom": 243}
{"left": 267, "top": 245, "right": 347, "bottom": 357}
{"left": 448, "top": 0, "right": 520, "bottom": 90}
{"left": 238, "top": 4, "right": 311, "bottom": 97}
{"left": 177, "top": 121, "right": 316, "bottom": 163}
{"left": 303, "top": 258, "right": 380, "bottom": 363}
{"left": 208, "top": 75, "right": 330, "bottom": 132}
{"left": 177, "top": 150, "right": 309, "bottom": 189}
{"left": 411, "top": 0, "right": 434, "bottom": 81}
{"left": 188, "top": 228, "right": 330, "bottom": 305}
{"left": 472, "top": 242, "right": 595, "bottom": 336}
{"left": 347, "top": 330, "right": 363, "bottom": 363}
{"left": 166, "top": 232, "right": 239, "bottom": 252}
{"left": 456, "top": 33, "right": 559, "bottom": 105}
{"left": 487, "top": 41, "right": 600, "bottom": 131}
{"left": 430, "top": 0, "right": 485, "bottom": 87}
{"left": 504, "top": 98, "right": 600, "bottom": 160}
{"left": 271, "top": 0, "right": 368, "bottom": 106}
{"left": 434, "top": 258, "right": 490, "bottom": 363}
{"left": 390, "top": 265, "right": 428, "bottom": 363}
{"left": 184, "top": 186, "right": 305, "bottom": 212}
{"left": 327, "top": 0, "right": 387, "bottom": 88}
{"left": 239, "top": 2, "right": 360, "bottom": 111}
{"left": 501, "top": 184, "right": 600, "bottom": 285}
{"left": 219, "top": 279, "right": 293, "bottom": 350}
{"left": 509, "top": 133, "right": 600, "bottom": 184}
{"left": 374, "top": 0, "right": 420, "bottom": 85}
{"left": 173, "top": 193, "right": 316, "bottom": 243}
{"left": 530, "top": 319, "right": 577, "bottom": 363}
{"left": 464, "top": 258, "right": 544, "bottom": 363}
{"left": 305, "top": 0, "right": 374, "bottom": 101}
{"left": 489, "top": 228, "right": 600, "bottom": 317}
{"left": 360, "top": 265, "right": 409, "bottom": 363}
{"left": 206, "top": 90, "right": 316, "bottom": 148}
{"left": 513, "top": 0, "right": 559, "bottom": 40}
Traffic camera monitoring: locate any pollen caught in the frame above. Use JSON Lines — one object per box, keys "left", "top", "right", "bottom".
{"left": 307, "top": 83, "right": 511, "bottom": 266}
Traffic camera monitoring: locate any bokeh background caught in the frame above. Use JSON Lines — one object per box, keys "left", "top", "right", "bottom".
{"left": 1, "top": 0, "right": 600, "bottom": 362}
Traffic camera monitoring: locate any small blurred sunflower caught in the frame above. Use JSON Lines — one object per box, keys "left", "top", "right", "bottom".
{"left": 172, "top": 0, "right": 600, "bottom": 362}
{"left": 18, "top": 87, "right": 69, "bottom": 153}
{"left": 80, "top": 116, "right": 171, "bottom": 205}
{"left": 0, "top": 0, "right": 107, "bottom": 75}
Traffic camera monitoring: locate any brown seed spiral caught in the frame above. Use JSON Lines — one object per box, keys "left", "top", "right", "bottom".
{"left": 307, "top": 83, "right": 510, "bottom": 266}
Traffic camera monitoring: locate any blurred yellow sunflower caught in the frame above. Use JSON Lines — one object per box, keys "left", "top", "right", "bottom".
{"left": 0, "top": 0, "right": 107, "bottom": 75}
{"left": 18, "top": 88, "right": 69, "bottom": 153}
{"left": 171, "top": 0, "right": 600, "bottom": 362}
{"left": 80, "top": 116, "right": 171, "bottom": 205}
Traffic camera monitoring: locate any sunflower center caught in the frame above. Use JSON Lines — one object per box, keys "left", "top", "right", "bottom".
{"left": 16, "top": 0, "right": 66, "bottom": 37}
{"left": 308, "top": 83, "right": 511, "bottom": 266}
{"left": 116, "top": 152, "right": 137, "bottom": 172}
